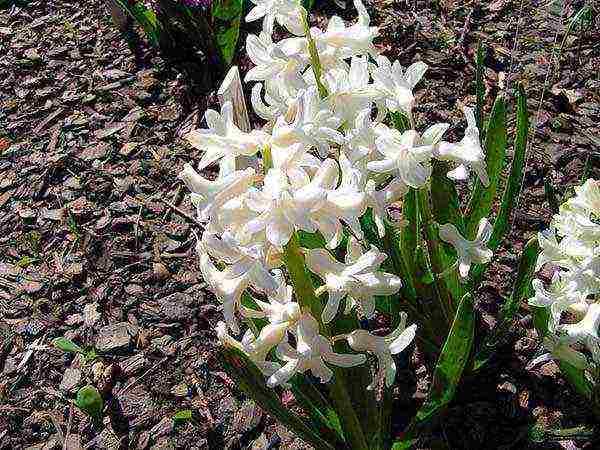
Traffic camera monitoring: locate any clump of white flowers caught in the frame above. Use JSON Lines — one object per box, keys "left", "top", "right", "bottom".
{"left": 180, "top": 0, "right": 493, "bottom": 389}
{"left": 530, "top": 179, "right": 600, "bottom": 370}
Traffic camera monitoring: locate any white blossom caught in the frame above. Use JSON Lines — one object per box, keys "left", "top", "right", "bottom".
{"left": 344, "top": 313, "right": 416, "bottom": 387}
{"left": 438, "top": 218, "right": 493, "bottom": 278}
{"left": 246, "top": 0, "right": 306, "bottom": 36}
{"left": 370, "top": 55, "right": 427, "bottom": 117}
{"left": 305, "top": 237, "right": 402, "bottom": 323}
{"left": 435, "top": 106, "right": 489, "bottom": 186}
{"left": 267, "top": 314, "right": 366, "bottom": 386}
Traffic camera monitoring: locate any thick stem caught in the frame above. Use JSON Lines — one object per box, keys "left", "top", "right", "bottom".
{"left": 283, "top": 233, "right": 369, "bottom": 450}
{"left": 302, "top": 12, "right": 328, "bottom": 99}
{"left": 417, "top": 187, "right": 454, "bottom": 325}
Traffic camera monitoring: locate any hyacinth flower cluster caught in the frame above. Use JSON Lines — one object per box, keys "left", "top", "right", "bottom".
{"left": 171, "top": 0, "right": 548, "bottom": 447}
{"left": 179, "top": 0, "right": 494, "bottom": 390}
{"left": 530, "top": 179, "right": 600, "bottom": 374}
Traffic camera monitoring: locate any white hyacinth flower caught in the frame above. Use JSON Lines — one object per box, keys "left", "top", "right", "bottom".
{"left": 557, "top": 303, "right": 600, "bottom": 363}
{"left": 242, "top": 163, "right": 333, "bottom": 247}
{"left": 316, "top": 0, "right": 378, "bottom": 58}
{"left": 267, "top": 314, "right": 366, "bottom": 386}
{"left": 186, "top": 102, "right": 270, "bottom": 171}
{"left": 368, "top": 128, "right": 433, "bottom": 189}
{"left": 198, "top": 232, "right": 280, "bottom": 332}
{"left": 436, "top": 106, "right": 489, "bottom": 187}
{"left": 245, "top": 32, "right": 307, "bottom": 94}
{"left": 570, "top": 179, "right": 600, "bottom": 217}
{"left": 438, "top": 218, "right": 493, "bottom": 278}
{"left": 216, "top": 322, "right": 281, "bottom": 376}
{"left": 178, "top": 164, "right": 255, "bottom": 223}
{"left": 370, "top": 55, "right": 428, "bottom": 117}
{"left": 344, "top": 313, "right": 417, "bottom": 388}
{"left": 325, "top": 56, "right": 375, "bottom": 126}
{"left": 246, "top": 0, "right": 306, "bottom": 36}
{"left": 305, "top": 237, "right": 402, "bottom": 323}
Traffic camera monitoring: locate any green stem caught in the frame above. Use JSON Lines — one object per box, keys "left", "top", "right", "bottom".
{"left": 283, "top": 233, "right": 369, "bottom": 450}
{"left": 417, "top": 187, "right": 454, "bottom": 325}
{"left": 302, "top": 12, "right": 328, "bottom": 99}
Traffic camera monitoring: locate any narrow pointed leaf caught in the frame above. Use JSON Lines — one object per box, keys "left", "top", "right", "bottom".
{"left": 430, "top": 161, "right": 466, "bottom": 307}
{"left": 220, "top": 346, "right": 337, "bottom": 450}
{"left": 474, "top": 238, "right": 539, "bottom": 370}
{"left": 289, "top": 376, "right": 345, "bottom": 446}
{"left": 465, "top": 96, "right": 507, "bottom": 239}
{"left": 283, "top": 232, "right": 368, "bottom": 450}
{"left": 53, "top": 337, "right": 84, "bottom": 354}
{"left": 475, "top": 42, "right": 486, "bottom": 140}
{"left": 415, "top": 292, "right": 475, "bottom": 423}
{"left": 392, "top": 294, "right": 475, "bottom": 450}
{"left": 488, "top": 83, "right": 529, "bottom": 250}
{"left": 471, "top": 85, "right": 529, "bottom": 283}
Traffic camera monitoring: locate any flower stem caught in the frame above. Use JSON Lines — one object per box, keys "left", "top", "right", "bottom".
{"left": 416, "top": 186, "right": 454, "bottom": 326}
{"left": 283, "top": 233, "right": 369, "bottom": 450}
{"left": 302, "top": 12, "right": 328, "bottom": 99}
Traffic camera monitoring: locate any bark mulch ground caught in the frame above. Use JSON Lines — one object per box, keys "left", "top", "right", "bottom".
{"left": 1, "top": 0, "right": 599, "bottom": 449}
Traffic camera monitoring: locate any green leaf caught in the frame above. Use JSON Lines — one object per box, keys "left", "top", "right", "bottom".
{"left": 212, "top": 0, "right": 243, "bottom": 20}
{"left": 75, "top": 385, "right": 103, "bottom": 422}
{"left": 289, "top": 376, "right": 345, "bottom": 446}
{"left": 471, "top": 84, "right": 529, "bottom": 283}
{"left": 474, "top": 238, "right": 539, "bottom": 370}
{"left": 173, "top": 409, "right": 193, "bottom": 425}
{"left": 214, "top": 18, "right": 240, "bottom": 66}
{"left": 465, "top": 95, "right": 507, "bottom": 239}
{"left": 220, "top": 346, "right": 337, "bottom": 450}
{"left": 283, "top": 232, "right": 369, "bottom": 450}
{"left": 532, "top": 305, "right": 550, "bottom": 338}
{"left": 544, "top": 174, "right": 560, "bottom": 214}
{"left": 53, "top": 337, "right": 84, "bottom": 354}
{"left": 430, "top": 161, "right": 466, "bottom": 307}
{"left": 475, "top": 42, "right": 486, "bottom": 140}
{"left": 558, "top": 361, "right": 594, "bottom": 400}
{"left": 487, "top": 83, "right": 529, "bottom": 250}
{"left": 392, "top": 295, "right": 475, "bottom": 450}
{"left": 415, "top": 292, "right": 475, "bottom": 423}
{"left": 114, "top": 0, "right": 163, "bottom": 46}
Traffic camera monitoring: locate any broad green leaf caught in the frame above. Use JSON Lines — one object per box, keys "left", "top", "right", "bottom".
{"left": 283, "top": 232, "right": 368, "bottom": 450}
{"left": 391, "top": 111, "right": 411, "bottom": 132}
{"left": 471, "top": 84, "right": 529, "bottom": 283}
{"left": 392, "top": 294, "right": 475, "bottom": 450}
{"left": 532, "top": 305, "right": 550, "bottom": 338}
{"left": 475, "top": 42, "right": 486, "bottom": 140}
{"left": 415, "top": 293, "right": 475, "bottom": 423}
{"left": 173, "top": 409, "right": 193, "bottom": 425}
{"left": 289, "top": 376, "right": 345, "bottom": 446}
{"left": 558, "top": 361, "right": 594, "bottom": 400}
{"left": 220, "top": 346, "right": 337, "bottom": 450}
{"left": 75, "top": 385, "right": 103, "bottom": 422}
{"left": 487, "top": 83, "right": 529, "bottom": 250}
{"left": 417, "top": 187, "right": 455, "bottom": 324}
{"left": 53, "top": 337, "right": 84, "bottom": 354}
{"left": 114, "top": 0, "right": 163, "bottom": 45}
{"left": 530, "top": 424, "right": 596, "bottom": 443}
{"left": 302, "top": 0, "right": 316, "bottom": 11}
{"left": 212, "top": 0, "right": 243, "bottom": 20}
{"left": 215, "top": 18, "right": 241, "bottom": 66}
{"left": 399, "top": 189, "right": 420, "bottom": 301}
{"left": 430, "top": 161, "right": 466, "bottom": 307}
{"left": 465, "top": 95, "right": 507, "bottom": 239}
{"left": 474, "top": 238, "right": 539, "bottom": 370}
